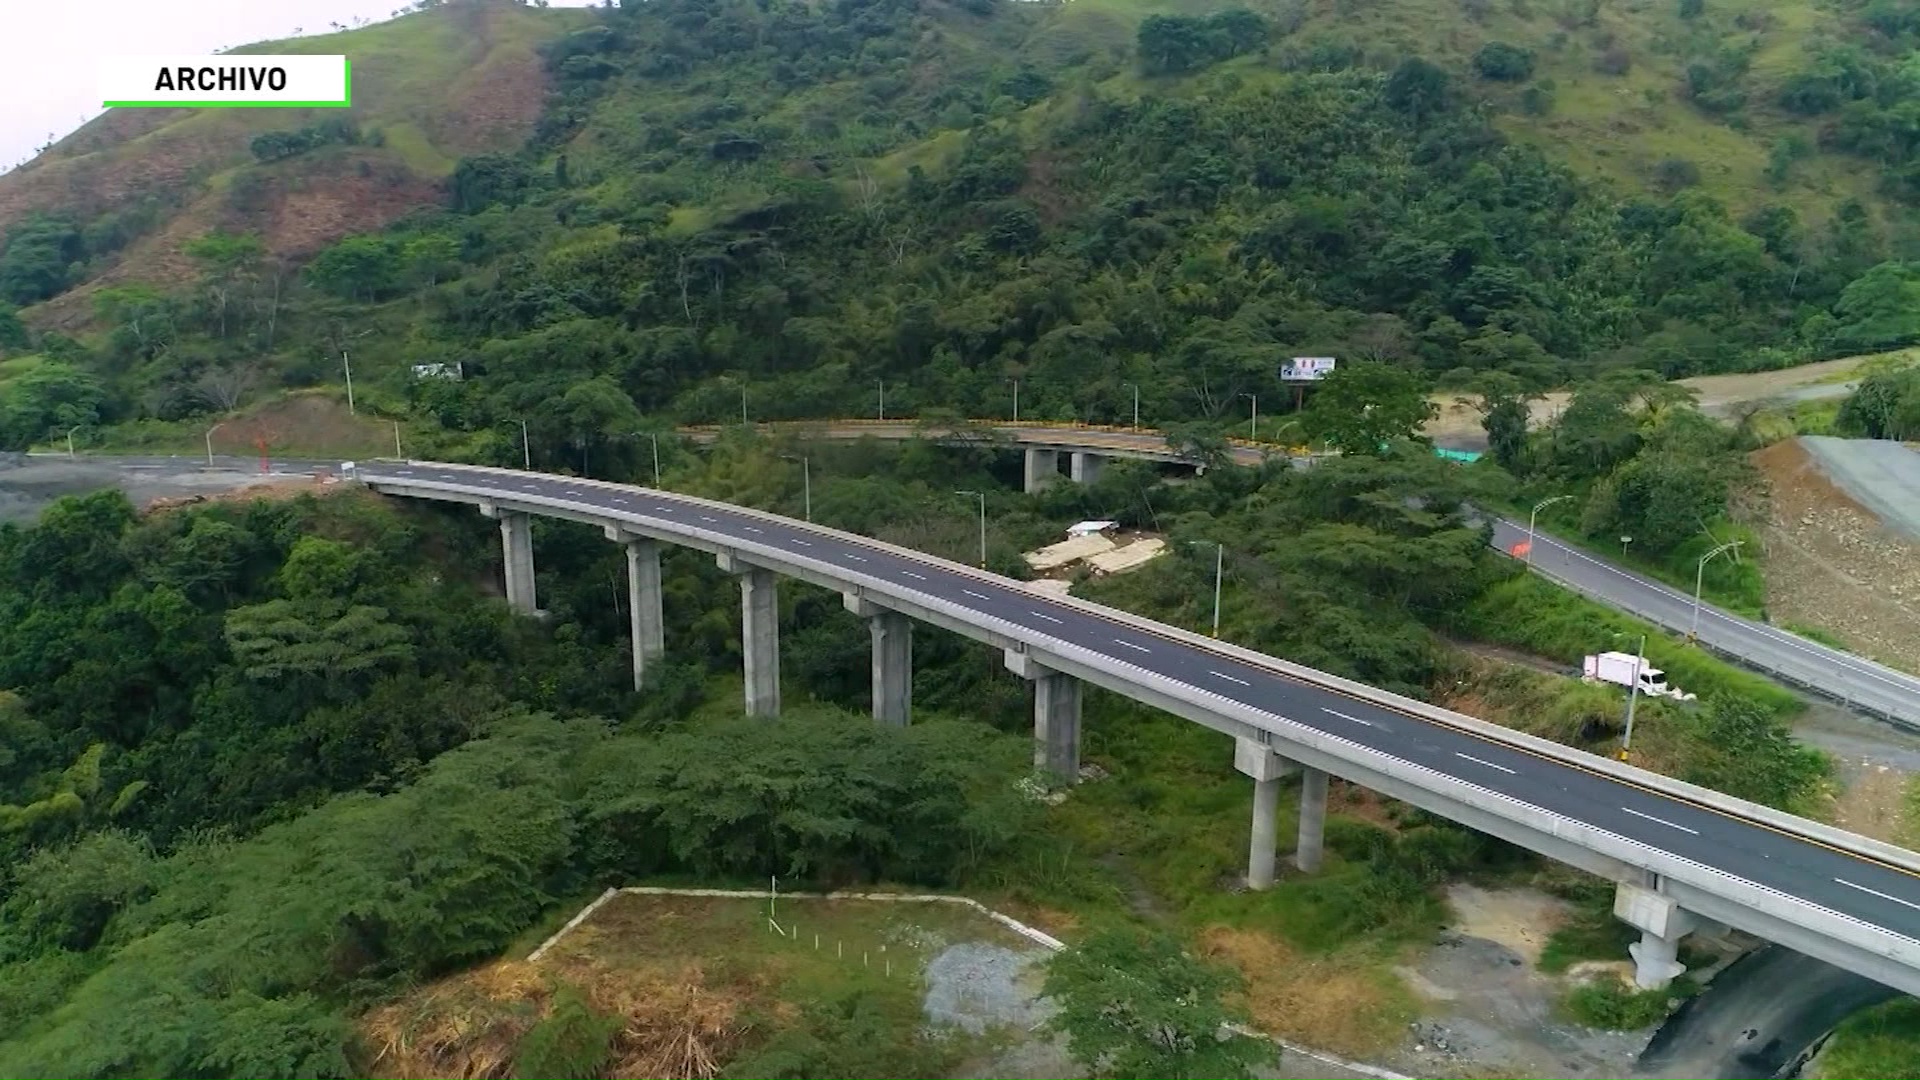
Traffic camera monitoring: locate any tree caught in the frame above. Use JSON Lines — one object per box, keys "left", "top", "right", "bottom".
{"left": 1042, "top": 927, "right": 1264, "bottom": 1080}
{"left": 1473, "top": 42, "right": 1535, "bottom": 81}
{"left": 1833, "top": 262, "right": 1920, "bottom": 352}
{"left": 1466, "top": 372, "right": 1536, "bottom": 472}
{"left": 1301, "top": 361, "right": 1437, "bottom": 456}
{"left": 305, "top": 236, "right": 403, "bottom": 302}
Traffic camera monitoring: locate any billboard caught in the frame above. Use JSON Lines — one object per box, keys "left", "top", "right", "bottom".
{"left": 1280, "top": 356, "right": 1337, "bottom": 382}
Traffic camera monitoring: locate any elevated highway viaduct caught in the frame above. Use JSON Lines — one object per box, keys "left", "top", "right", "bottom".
{"left": 354, "top": 458, "right": 1920, "bottom": 1001}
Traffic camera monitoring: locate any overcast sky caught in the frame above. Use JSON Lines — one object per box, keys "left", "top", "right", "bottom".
{"left": 1, "top": 0, "right": 598, "bottom": 173}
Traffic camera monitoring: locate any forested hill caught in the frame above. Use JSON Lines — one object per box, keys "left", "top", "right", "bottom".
{"left": 5, "top": 0, "right": 1920, "bottom": 452}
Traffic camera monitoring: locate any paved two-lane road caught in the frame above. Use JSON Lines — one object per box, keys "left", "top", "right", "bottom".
{"left": 361, "top": 460, "right": 1920, "bottom": 962}
{"left": 1490, "top": 521, "right": 1920, "bottom": 726}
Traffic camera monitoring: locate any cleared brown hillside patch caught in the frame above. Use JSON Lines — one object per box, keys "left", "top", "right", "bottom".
{"left": 1751, "top": 438, "right": 1920, "bottom": 675}
{"left": 1198, "top": 925, "right": 1413, "bottom": 1057}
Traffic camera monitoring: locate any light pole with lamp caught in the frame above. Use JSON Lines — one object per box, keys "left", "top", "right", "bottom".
{"left": 392, "top": 421, "right": 403, "bottom": 458}
{"left": 1526, "top": 494, "right": 1574, "bottom": 568}
{"left": 1008, "top": 379, "right": 1020, "bottom": 423}
{"left": 204, "top": 421, "right": 224, "bottom": 467}
{"left": 512, "top": 419, "right": 531, "bottom": 469}
{"left": 342, "top": 349, "right": 355, "bottom": 415}
{"left": 955, "top": 490, "right": 987, "bottom": 568}
{"left": 783, "top": 454, "right": 811, "bottom": 522}
{"left": 1188, "top": 540, "right": 1224, "bottom": 638}
{"left": 877, "top": 379, "right": 886, "bottom": 422}
{"left": 66, "top": 425, "right": 81, "bottom": 459}
{"left": 639, "top": 431, "right": 661, "bottom": 487}
{"left": 1690, "top": 540, "right": 1744, "bottom": 642}
{"left": 1241, "top": 392, "right": 1258, "bottom": 440}
{"left": 1123, "top": 382, "right": 1140, "bottom": 429}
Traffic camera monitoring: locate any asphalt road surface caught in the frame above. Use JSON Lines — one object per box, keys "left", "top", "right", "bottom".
{"left": 361, "top": 461, "right": 1920, "bottom": 955}
{"left": 1487, "top": 519, "right": 1920, "bottom": 727}
{"left": 1801, "top": 435, "right": 1920, "bottom": 542}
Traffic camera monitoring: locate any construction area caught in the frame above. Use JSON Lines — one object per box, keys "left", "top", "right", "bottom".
{"left": 1751, "top": 437, "right": 1920, "bottom": 676}
{"left": 1021, "top": 521, "right": 1167, "bottom": 594}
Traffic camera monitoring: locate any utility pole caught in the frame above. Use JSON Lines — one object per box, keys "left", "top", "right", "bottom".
{"left": 648, "top": 432, "right": 661, "bottom": 487}
{"left": 1009, "top": 379, "right": 1020, "bottom": 423}
{"left": 393, "top": 421, "right": 403, "bottom": 458}
{"left": 343, "top": 349, "right": 355, "bottom": 415}
{"left": 517, "top": 419, "right": 531, "bottom": 470}
{"left": 1242, "top": 392, "right": 1257, "bottom": 440}
{"left": 1620, "top": 632, "right": 1646, "bottom": 762}
{"left": 1124, "top": 382, "right": 1140, "bottom": 429}
{"left": 878, "top": 379, "right": 886, "bottom": 422}
{"left": 1189, "top": 540, "right": 1224, "bottom": 637}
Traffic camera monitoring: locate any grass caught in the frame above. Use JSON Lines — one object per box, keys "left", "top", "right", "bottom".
{"left": 67, "top": 391, "right": 403, "bottom": 460}
{"left": 1816, "top": 998, "right": 1920, "bottom": 1079}
{"left": 1520, "top": 498, "right": 1768, "bottom": 618}
{"left": 1455, "top": 574, "right": 1804, "bottom": 720}
{"left": 1562, "top": 975, "right": 1698, "bottom": 1030}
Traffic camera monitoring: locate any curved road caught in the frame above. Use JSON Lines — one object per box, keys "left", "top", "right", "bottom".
{"left": 359, "top": 460, "right": 1920, "bottom": 970}
{"left": 695, "top": 422, "right": 1920, "bottom": 728}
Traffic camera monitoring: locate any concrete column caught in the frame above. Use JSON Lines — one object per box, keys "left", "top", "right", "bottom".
{"left": 1024, "top": 447, "right": 1059, "bottom": 494}
{"left": 497, "top": 510, "right": 537, "bottom": 615}
{"left": 1069, "top": 450, "right": 1105, "bottom": 484}
{"left": 1235, "top": 738, "right": 1297, "bottom": 890}
{"left": 626, "top": 540, "right": 665, "bottom": 691}
{"left": 1005, "top": 649, "right": 1080, "bottom": 780}
{"left": 846, "top": 594, "right": 911, "bottom": 726}
{"left": 1614, "top": 881, "right": 1702, "bottom": 990}
{"left": 723, "top": 561, "right": 779, "bottom": 718}
{"left": 1296, "top": 767, "right": 1329, "bottom": 874}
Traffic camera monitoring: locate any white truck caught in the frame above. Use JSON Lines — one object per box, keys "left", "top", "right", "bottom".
{"left": 1582, "top": 651, "right": 1696, "bottom": 701}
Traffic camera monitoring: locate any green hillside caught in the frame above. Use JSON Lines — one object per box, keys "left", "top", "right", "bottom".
{"left": 0, "top": 0, "right": 585, "bottom": 329}
{"left": 6, "top": 0, "right": 1920, "bottom": 453}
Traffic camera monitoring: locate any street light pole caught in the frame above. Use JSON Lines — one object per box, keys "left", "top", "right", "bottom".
{"left": 1691, "top": 540, "right": 1744, "bottom": 641}
{"left": 393, "top": 421, "right": 403, "bottom": 458}
{"left": 956, "top": 490, "right": 987, "bottom": 568}
{"left": 740, "top": 381, "right": 749, "bottom": 426}
{"left": 1527, "top": 494, "right": 1574, "bottom": 569}
{"left": 1124, "top": 382, "right": 1140, "bottom": 429}
{"left": 66, "top": 425, "right": 80, "bottom": 459}
{"left": 1009, "top": 380, "right": 1020, "bottom": 423}
{"left": 204, "top": 422, "right": 222, "bottom": 467}
{"left": 648, "top": 432, "right": 661, "bottom": 487}
{"left": 1243, "top": 392, "right": 1258, "bottom": 440}
{"left": 1189, "top": 541, "right": 1224, "bottom": 637}
{"left": 342, "top": 349, "right": 355, "bottom": 415}
{"left": 878, "top": 379, "right": 886, "bottom": 422}
{"left": 517, "top": 419, "right": 531, "bottom": 470}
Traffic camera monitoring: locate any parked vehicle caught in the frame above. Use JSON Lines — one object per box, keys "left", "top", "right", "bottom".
{"left": 1582, "top": 651, "right": 1697, "bottom": 701}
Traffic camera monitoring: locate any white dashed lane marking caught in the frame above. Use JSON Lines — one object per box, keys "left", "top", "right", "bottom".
{"left": 1622, "top": 807, "right": 1699, "bottom": 836}
{"left": 743, "top": 526, "right": 762, "bottom": 534}
{"left": 1323, "top": 708, "right": 1377, "bottom": 728}
{"left": 792, "top": 539, "right": 812, "bottom": 547}
{"left": 963, "top": 589, "right": 991, "bottom": 601}
{"left": 1835, "top": 878, "right": 1920, "bottom": 912}
{"left": 1456, "top": 752, "right": 1516, "bottom": 775}
{"left": 901, "top": 571, "right": 928, "bottom": 581}
{"left": 1209, "top": 671, "right": 1250, "bottom": 686}
{"left": 843, "top": 554, "right": 866, "bottom": 563}
{"left": 1031, "top": 612, "right": 1063, "bottom": 624}
{"left": 1115, "top": 640, "right": 1152, "bottom": 655}
{"left": 700, "top": 515, "right": 718, "bottom": 523}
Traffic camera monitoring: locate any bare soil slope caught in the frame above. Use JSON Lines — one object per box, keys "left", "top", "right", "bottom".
{"left": 1751, "top": 438, "right": 1920, "bottom": 676}
{"left": 0, "top": 0, "right": 578, "bottom": 328}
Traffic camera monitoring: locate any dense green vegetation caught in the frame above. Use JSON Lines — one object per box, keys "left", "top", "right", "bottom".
{"left": 1837, "top": 353, "right": 1920, "bottom": 438}
{"left": 8, "top": 0, "right": 1920, "bottom": 458}
{"left": 0, "top": 425, "right": 1833, "bottom": 1075}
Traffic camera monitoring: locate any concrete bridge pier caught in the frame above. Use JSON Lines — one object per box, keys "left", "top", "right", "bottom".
{"left": 1005, "top": 649, "right": 1081, "bottom": 780}
{"left": 1070, "top": 450, "right": 1105, "bottom": 484}
{"left": 1236, "top": 737, "right": 1298, "bottom": 889}
{"left": 1616, "top": 880, "right": 1703, "bottom": 989}
{"left": 481, "top": 504, "right": 539, "bottom": 615}
{"left": 1023, "top": 448, "right": 1059, "bottom": 494}
{"left": 608, "top": 530, "right": 666, "bottom": 691}
{"left": 1296, "top": 766, "right": 1328, "bottom": 873}
{"left": 718, "top": 553, "right": 781, "bottom": 717}
{"left": 845, "top": 593, "right": 912, "bottom": 726}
